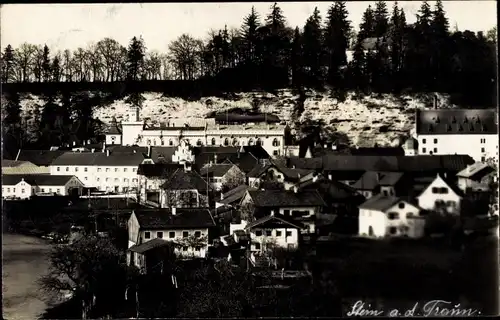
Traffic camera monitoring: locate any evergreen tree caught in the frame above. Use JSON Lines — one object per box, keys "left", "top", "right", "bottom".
{"left": 358, "top": 5, "right": 376, "bottom": 40}
{"left": 1, "top": 45, "right": 16, "bottom": 83}
{"left": 373, "top": 1, "right": 389, "bottom": 38}
{"left": 38, "top": 93, "right": 60, "bottom": 147}
{"left": 290, "top": 26, "right": 303, "bottom": 87}
{"left": 42, "top": 45, "right": 51, "bottom": 82}
{"left": 52, "top": 56, "right": 61, "bottom": 82}
{"left": 324, "top": 1, "right": 351, "bottom": 89}
{"left": 3, "top": 91, "right": 24, "bottom": 156}
{"left": 126, "top": 36, "right": 146, "bottom": 81}
{"left": 348, "top": 40, "right": 367, "bottom": 92}
{"left": 389, "top": 2, "right": 406, "bottom": 91}
{"left": 430, "top": 0, "right": 450, "bottom": 91}
{"left": 302, "top": 7, "right": 324, "bottom": 85}
{"left": 241, "top": 6, "right": 261, "bottom": 64}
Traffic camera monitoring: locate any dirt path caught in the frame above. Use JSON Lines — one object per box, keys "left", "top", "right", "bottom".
{"left": 2, "top": 234, "right": 52, "bottom": 320}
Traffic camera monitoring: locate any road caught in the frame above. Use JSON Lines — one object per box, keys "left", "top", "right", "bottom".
{"left": 2, "top": 233, "right": 52, "bottom": 320}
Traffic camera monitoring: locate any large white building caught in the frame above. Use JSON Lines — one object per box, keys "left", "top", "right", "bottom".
{"left": 414, "top": 108, "right": 498, "bottom": 163}
{"left": 105, "top": 106, "right": 287, "bottom": 157}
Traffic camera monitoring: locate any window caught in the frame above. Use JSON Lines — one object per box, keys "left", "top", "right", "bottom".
{"left": 161, "top": 140, "right": 165, "bottom": 146}
{"left": 481, "top": 138, "right": 486, "bottom": 143}
{"left": 124, "top": 178, "right": 129, "bottom": 183}
{"left": 254, "top": 243, "right": 261, "bottom": 250}
{"left": 272, "top": 138, "right": 280, "bottom": 147}
{"left": 283, "top": 210, "right": 290, "bottom": 216}
{"left": 75, "top": 167, "right": 78, "bottom": 172}
{"left": 276, "top": 231, "right": 282, "bottom": 237}
{"left": 194, "top": 231, "right": 201, "bottom": 238}
{"left": 249, "top": 138, "right": 254, "bottom": 146}
{"left": 224, "top": 138, "right": 229, "bottom": 146}
{"left": 115, "top": 168, "right": 118, "bottom": 172}
{"left": 124, "top": 168, "right": 128, "bottom": 172}
{"left": 169, "top": 232, "right": 175, "bottom": 238}
{"left": 105, "top": 178, "right": 109, "bottom": 182}
{"left": 432, "top": 187, "right": 439, "bottom": 194}
{"left": 157, "top": 232, "right": 163, "bottom": 239}
{"left": 389, "top": 227, "right": 397, "bottom": 235}
{"left": 256, "top": 139, "right": 262, "bottom": 146}
{"left": 97, "top": 168, "right": 102, "bottom": 172}
{"left": 266, "top": 230, "right": 272, "bottom": 236}
{"left": 133, "top": 168, "right": 137, "bottom": 172}
{"left": 433, "top": 148, "right": 437, "bottom": 153}
{"left": 407, "top": 212, "right": 414, "bottom": 218}
{"left": 144, "top": 232, "right": 151, "bottom": 239}
{"left": 481, "top": 147, "right": 485, "bottom": 153}
{"left": 439, "top": 187, "right": 448, "bottom": 194}
{"left": 422, "top": 148, "right": 427, "bottom": 153}
{"left": 169, "top": 140, "right": 173, "bottom": 146}
{"left": 398, "top": 202, "right": 405, "bottom": 209}
{"left": 57, "top": 188, "right": 61, "bottom": 194}
{"left": 7, "top": 188, "right": 10, "bottom": 192}
{"left": 57, "top": 167, "right": 60, "bottom": 172}
{"left": 446, "top": 201, "right": 456, "bottom": 208}
{"left": 422, "top": 139, "right": 426, "bottom": 144}
{"left": 255, "top": 230, "right": 262, "bottom": 236}
{"left": 133, "top": 178, "right": 137, "bottom": 182}
{"left": 388, "top": 212, "right": 399, "bottom": 220}
{"left": 41, "top": 188, "right": 44, "bottom": 192}
{"left": 66, "top": 167, "right": 69, "bottom": 172}
{"left": 382, "top": 190, "right": 388, "bottom": 196}
{"left": 84, "top": 177, "right": 88, "bottom": 181}
{"left": 481, "top": 156, "right": 486, "bottom": 162}
{"left": 183, "top": 231, "right": 189, "bottom": 238}
{"left": 21, "top": 188, "right": 25, "bottom": 193}
{"left": 211, "top": 138, "right": 216, "bottom": 145}
{"left": 84, "top": 167, "right": 88, "bottom": 172}
{"left": 106, "top": 168, "right": 110, "bottom": 172}
{"left": 96, "top": 177, "right": 100, "bottom": 182}
{"left": 434, "top": 138, "right": 438, "bottom": 144}
{"left": 182, "top": 247, "right": 188, "bottom": 252}
{"left": 114, "top": 178, "right": 119, "bottom": 182}
{"left": 197, "top": 140, "right": 203, "bottom": 146}
{"left": 273, "top": 150, "right": 278, "bottom": 156}
{"left": 195, "top": 247, "right": 201, "bottom": 251}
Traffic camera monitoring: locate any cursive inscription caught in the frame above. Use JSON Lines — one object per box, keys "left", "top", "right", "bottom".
{"left": 422, "top": 300, "right": 478, "bottom": 317}
{"left": 347, "top": 300, "right": 384, "bottom": 317}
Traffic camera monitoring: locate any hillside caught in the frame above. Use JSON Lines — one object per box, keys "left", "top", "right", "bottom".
{"left": 3, "top": 90, "right": 454, "bottom": 148}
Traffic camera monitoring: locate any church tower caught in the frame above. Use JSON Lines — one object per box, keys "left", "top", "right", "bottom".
{"left": 121, "top": 105, "right": 144, "bottom": 146}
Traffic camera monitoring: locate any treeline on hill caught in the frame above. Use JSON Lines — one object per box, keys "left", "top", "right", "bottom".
{"left": 1, "top": 1, "right": 497, "bottom": 157}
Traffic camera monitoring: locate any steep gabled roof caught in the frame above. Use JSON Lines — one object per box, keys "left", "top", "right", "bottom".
{"left": 352, "top": 171, "right": 404, "bottom": 190}
{"left": 358, "top": 194, "right": 409, "bottom": 212}
{"left": 456, "top": 163, "right": 496, "bottom": 180}
{"left": 297, "top": 175, "right": 359, "bottom": 201}
{"left": 2, "top": 174, "right": 78, "bottom": 186}
{"left": 200, "top": 164, "right": 234, "bottom": 177}
{"left": 218, "top": 185, "right": 251, "bottom": 205}
{"left": 15, "top": 150, "right": 66, "bottom": 166}
{"left": 161, "top": 169, "right": 211, "bottom": 192}
{"left": 245, "top": 213, "right": 305, "bottom": 230}
{"left": 51, "top": 151, "right": 145, "bottom": 166}
{"left": 134, "top": 208, "right": 216, "bottom": 230}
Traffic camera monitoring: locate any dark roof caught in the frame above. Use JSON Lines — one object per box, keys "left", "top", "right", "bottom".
{"left": 297, "top": 176, "right": 360, "bottom": 201}
{"left": 456, "top": 163, "right": 496, "bottom": 180}
{"left": 2, "top": 174, "right": 78, "bottom": 186}
{"left": 106, "top": 145, "right": 148, "bottom": 154}
{"left": 193, "top": 146, "right": 265, "bottom": 173}
{"left": 128, "top": 238, "right": 172, "bottom": 254}
{"left": 288, "top": 154, "right": 474, "bottom": 172}
{"left": 352, "top": 171, "right": 404, "bottom": 190}
{"left": 2, "top": 160, "right": 33, "bottom": 167}
{"left": 15, "top": 150, "right": 66, "bottom": 166}
{"left": 64, "top": 197, "right": 140, "bottom": 211}
{"left": 416, "top": 109, "right": 497, "bottom": 135}
{"left": 51, "top": 151, "right": 145, "bottom": 166}
{"left": 219, "top": 185, "right": 250, "bottom": 205}
{"left": 349, "top": 147, "right": 405, "bottom": 156}
{"left": 213, "top": 113, "right": 281, "bottom": 124}
{"left": 245, "top": 213, "right": 305, "bottom": 230}
{"left": 105, "top": 119, "right": 122, "bottom": 135}
{"left": 358, "top": 194, "right": 410, "bottom": 211}
{"left": 150, "top": 147, "right": 177, "bottom": 163}
{"left": 247, "top": 189, "right": 326, "bottom": 207}
{"left": 200, "top": 164, "right": 234, "bottom": 177}
{"left": 137, "top": 163, "right": 182, "bottom": 178}
{"left": 133, "top": 208, "right": 216, "bottom": 230}
{"left": 161, "top": 169, "right": 210, "bottom": 192}
{"left": 247, "top": 161, "right": 313, "bottom": 180}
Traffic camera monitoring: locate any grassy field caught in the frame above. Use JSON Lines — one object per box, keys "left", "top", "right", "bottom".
{"left": 2, "top": 234, "right": 52, "bottom": 320}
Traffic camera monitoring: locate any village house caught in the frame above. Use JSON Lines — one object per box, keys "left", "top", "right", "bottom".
{"left": 2, "top": 174, "right": 84, "bottom": 199}
{"left": 127, "top": 208, "right": 217, "bottom": 261}
{"left": 159, "top": 165, "right": 211, "bottom": 208}
{"left": 200, "top": 163, "right": 246, "bottom": 192}
{"left": 414, "top": 107, "right": 498, "bottom": 163}
{"left": 192, "top": 145, "right": 269, "bottom": 174}
{"left": 1, "top": 159, "right": 50, "bottom": 175}
{"left": 351, "top": 171, "right": 407, "bottom": 199}
{"left": 247, "top": 161, "right": 315, "bottom": 189}
{"left": 137, "top": 162, "right": 183, "bottom": 202}
{"left": 456, "top": 162, "right": 497, "bottom": 193}
{"left": 416, "top": 173, "right": 464, "bottom": 216}
{"left": 239, "top": 188, "right": 326, "bottom": 234}
{"left": 49, "top": 149, "right": 145, "bottom": 192}
{"left": 216, "top": 185, "right": 251, "bottom": 209}
{"left": 358, "top": 194, "right": 426, "bottom": 239}
{"left": 127, "top": 238, "right": 176, "bottom": 275}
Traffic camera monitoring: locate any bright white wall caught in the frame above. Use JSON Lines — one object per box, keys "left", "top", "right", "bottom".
{"left": 417, "top": 176, "right": 462, "bottom": 214}
{"left": 416, "top": 134, "right": 498, "bottom": 162}
{"left": 249, "top": 227, "right": 299, "bottom": 252}
{"left": 139, "top": 228, "right": 209, "bottom": 258}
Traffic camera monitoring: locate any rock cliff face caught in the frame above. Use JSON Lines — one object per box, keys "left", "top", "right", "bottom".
{"left": 2, "top": 90, "right": 453, "bottom": 147}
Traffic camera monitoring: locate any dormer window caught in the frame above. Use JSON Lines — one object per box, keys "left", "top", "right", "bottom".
{"left": 451, "top": 116, "right": 457, "bottom": 123}
{"left": 463, "top": 116, "right": 468, "bottom": 124}
{"left": 428, "top": 124, "right": 433, "bottom": 132}
{"left": 476, "top": 115, "right": 481, "bottom": 124}
{"left": 446, "top": 124, "right": 452, "bottom": 132}
{"left": 434, "top": 116, "right": 440, "bottom": 124}
{"left": 469, "top": 124, "right": 475, "bottom": 132}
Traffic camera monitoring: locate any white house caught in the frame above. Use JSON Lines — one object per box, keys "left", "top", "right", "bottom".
{"left": 104, "top": 105, "right": 287, "bottom": 157}
{"left": 2, "top": 174, "right": 84, "bottom": 199}
{"left": 200, "top": 163, "right": 246, "bottom": 191}
{"left": 456, "top": 162, "right": 497, "bottom": 193}
{"left": 358, "top": 194, "right": 426, "bottom": 239}
{"left": 127, "top": 208, "right": 216, "bottom": 260}
{"left": 235, "top": 212, "right": 304, "bottom": 252}
{"left": 49, "top": 150, "right": 145, "bottom": 192}
{"left": 416, "top": 173, "right": 464, "bottom": 215}
{"left": 414, "top": 108, "right": 498, "bottom": 163}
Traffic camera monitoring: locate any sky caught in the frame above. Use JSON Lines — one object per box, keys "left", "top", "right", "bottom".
{"left": 1, "top": 2, "right": 497, "bottom": 53}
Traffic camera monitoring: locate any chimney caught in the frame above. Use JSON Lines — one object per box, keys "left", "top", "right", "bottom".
{"left": 91, "top": 148, "right": 95, "bottom": 153}
{"left": 133, "top": 150, "right": 137, "bottom": 154}
{"left": 433, "top": 94, "right": 438, "bottom": 109}
{"left": 106, "top": 149, "right": 110, "bottom": 157}
{"left": 147, "top": 145, "right": 152, "bottom": 158}
{"left": 324, "top": 143, "right": 327, "bottom": 148}
{"left": 293, "top": 186, "right": 298, "bottom": 193}
{"left": 376, "top": 172, "right": 381, "bottom": 182}
{"left": 298, "top": 173, "right": 301, "bottom": 179}
{"left": 270, "top": 210, "right": 275, "bottom": 216}
{"left": 83, "top": 140, "right": 86, "bottom": 146}
{"left": 220, "top": 193, "right": 224, "bottom": 201}
{"left": 328, "top": 173, "right": 333, "bottom": 180}
{"left": 332, "top": 144, "right": 337, "bottom": 151}
{"left": 87, "top": 139, "right": 91, "bottom": 145}
{"left": 214, "top": 154, "right": 218, "bottom": 163}
{"left": 172, "top": 207, "right": 176, "bottom": 216}
{"left": 313, "top": 175, "right": 318, "bottom": 183}
{"left": 73, "top": 141, "right": 76, "bottom": 146}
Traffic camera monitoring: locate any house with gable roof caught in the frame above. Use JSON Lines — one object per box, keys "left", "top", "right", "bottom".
{"left": 159, "top": 166, "right": 212, "bottom": 209}
{"left": 2, "top": 174, "right": 84, "bottom": 199}
{"left": 358, "top": 194, "right": 426, "bottom": 239}
{"left": 247, "top": 160, "right": 315, "bottom": 189}
{"left": 456, "top": 162, "right": 497, "bottom": 193}
{"left": 416, "top": 173, "right": 465, "bottom": 216}
{"left": 351, "top": 171, "right": 408, "bottom": 199}
{"left": 200, "top": 163, "right": 245, "bottom": 192}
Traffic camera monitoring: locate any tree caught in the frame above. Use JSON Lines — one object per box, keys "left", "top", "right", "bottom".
{"left": 323, "top": 1, "right": 351, "bottom": 89}
{"left": 15, "top": 43, "right": 37, "bottom": 82}
{"left": 358, "top": 5, "right": 375, "bottom": 40}
{"left": 1, "top": 45, "right": 16, "bottom": 83}
{"left": 41, "top": 45, "right": 51, "bottom": 82}
{"left": 39, "top": 234, "right": 129, "bottom": 319}
{"left": 126, "top": 36, "right": 146, "bottom": 81}
{"left": 96, "top": 38, "right": 123, "bottom": 81}
{"left": 2, "top": 91, "right": 24, "bottom": 157}
{"left": 86, "top": 43, "right": 103, "bottom": 82}
{"left": 241, "top": 6, "right": 262, "bottom": 64}
{"left": 302, "top": 7, "right": 324, "bottom": 85}
{"left": 430, "top": 0, "right": 451, "bottom": 91}
{"left": 52, "top": 54, "right": 61, "bottom": 82}
{"left": 389, "top": 2, "right": 406, "bottom": 91}
{"left": 373, "top": 1, "right": 389, "bottom": 38}
{"left": 290, "top": 27, "right": 303, "bottom": 87}
{"left": 169, "top": 34, "right": 203, "bottom": 80}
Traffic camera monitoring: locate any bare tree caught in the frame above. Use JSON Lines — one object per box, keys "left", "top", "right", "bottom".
{"left": 96, "top": 38, "right": 123, "bottom": 81}
{"left": 143, "top": 51, "right": 162, "bottom": 80}
{"left": 86, "top": 43, "right": 104, "bottom": 82}
{"left": 62, "top": 49, "right": 74, "bottom": 82}
{"left": 159, "top": 53, "right": 171, "bottom": 80}
{"left": 32, "top": 45, "right": 45, "bottom": 82}
{"left": 168, "top": 34, "right": 204, "bottom": 80}
{"left": 15, "top": 43, "right": 37, "bottom": 82}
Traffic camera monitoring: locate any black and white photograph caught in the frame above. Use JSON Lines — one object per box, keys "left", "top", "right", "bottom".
{"left": 1, "top": 1, "right": 499, "bottom": 318}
